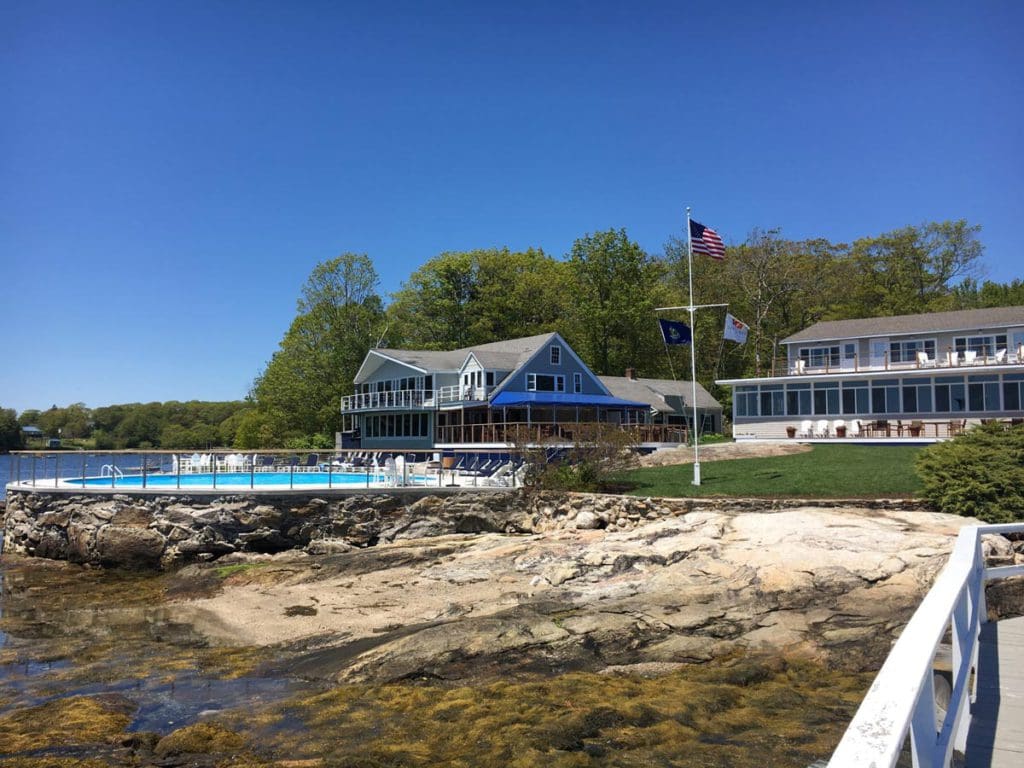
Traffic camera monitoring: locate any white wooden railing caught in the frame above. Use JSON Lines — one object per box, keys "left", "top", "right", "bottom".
{"left": 435, "top": 384, "right": 492, "bottom": 405}
{"left": 340, "top": 390, "right": 434, "bottom": 412}
{"left": 828, "top": 522, "right": 1024, "bottom": 767}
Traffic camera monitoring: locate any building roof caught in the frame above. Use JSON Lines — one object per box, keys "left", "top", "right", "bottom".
{"left": 781, "top": 306, "right": 1024, "bottom": 345}
{"left": 21, "top": 425, "right": 43, "bottom": 435}
{"left": 599, "top": 376, "right": 722, "bottom": 412}
{"left": 371, "top": 348, "right": 468, "bottom": 372}
{"left": 356, "top": 333, "right": 558, "bottom": 383}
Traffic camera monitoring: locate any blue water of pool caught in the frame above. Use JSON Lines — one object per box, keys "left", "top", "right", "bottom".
{"left": 65, "top": 471, "right": 412, "bottom": 488}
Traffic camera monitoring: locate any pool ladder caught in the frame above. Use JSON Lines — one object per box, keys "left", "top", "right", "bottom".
{"left": 100, "top": 464, "right": 124, "bottom": 479}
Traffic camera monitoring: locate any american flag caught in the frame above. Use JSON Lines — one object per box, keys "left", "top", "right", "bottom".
{"left": 690, "top": 220, "right": 725, "bottom": 260}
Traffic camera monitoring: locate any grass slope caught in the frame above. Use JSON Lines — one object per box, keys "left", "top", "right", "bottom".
{"left": 612, "top": 444, "right": 924, "bottom": 499}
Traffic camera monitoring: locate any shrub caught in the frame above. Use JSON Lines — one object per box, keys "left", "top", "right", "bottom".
{"left": 511, "top": 422, "right": 639, "bottom": 492}
{"left": 915, "top": 423, "right": 1024, "bottom": 523}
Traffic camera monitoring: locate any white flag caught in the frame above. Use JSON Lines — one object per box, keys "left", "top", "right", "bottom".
{"left": 724, "top": 313, "right": 749, "bottom": 344}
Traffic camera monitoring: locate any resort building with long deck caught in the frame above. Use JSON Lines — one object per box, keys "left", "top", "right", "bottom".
{"left": 341, "top": 332, "right": 721, "bottom": 450}
{"left": 716, "top": 306, "right": 1024, "bottom": 440}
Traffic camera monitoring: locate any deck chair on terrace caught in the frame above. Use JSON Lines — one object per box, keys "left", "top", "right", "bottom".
{"left": 798, "top": 420, "right": 814, "bottom": 438}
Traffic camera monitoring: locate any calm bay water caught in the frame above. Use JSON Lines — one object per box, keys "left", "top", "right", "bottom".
{"left": 0, "top": 452, "right": 163, "bottom": 487}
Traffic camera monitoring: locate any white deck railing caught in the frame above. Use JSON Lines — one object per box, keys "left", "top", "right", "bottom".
{"left": 340, "top": 390, "right": 434, "bottom": 412}
{"left": 828, "top": 522, "right": 1024, "bottom": 767}
{"left": 435, "top": 384, "right": 492, "bottom": 405}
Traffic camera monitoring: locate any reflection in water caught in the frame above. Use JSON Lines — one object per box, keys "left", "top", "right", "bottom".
{"left": 0, "top": 555, "right": 306, "bottom": 735}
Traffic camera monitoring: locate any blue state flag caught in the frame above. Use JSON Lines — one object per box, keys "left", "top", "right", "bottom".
{"left": 658, "top": 318, "right": 692, "bottom": 345}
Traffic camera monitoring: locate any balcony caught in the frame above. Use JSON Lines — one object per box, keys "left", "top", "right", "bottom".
{"left": 771, "top": 345, "right": 1024, "bottom": 378}
{"left": 341, "top": 385, "right": 496, "bottom": 413}
{"left": 341, "top": 390, "right": 434, "bottom": 412}
{"left": 436, "top": 384, "right": 493, "bottom": 406}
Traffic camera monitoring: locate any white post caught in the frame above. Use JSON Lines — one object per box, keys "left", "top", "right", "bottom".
{"left": 686, "top": 207, "right": 701, "bottom": 486}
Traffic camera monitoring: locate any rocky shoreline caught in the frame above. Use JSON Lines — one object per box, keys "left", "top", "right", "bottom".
{"left": 4, "top": 488, "right": 1022, "bottom": 681}
{"left": 3, "top": 487, "right": 930, "bottom": 568}
{"left": 155, "top": 502, "right": 1011, "bottom": 682}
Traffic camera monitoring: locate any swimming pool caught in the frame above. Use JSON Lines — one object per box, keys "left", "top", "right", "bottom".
{"left": 63, "top": 471, "right": 430, "bottom": 489}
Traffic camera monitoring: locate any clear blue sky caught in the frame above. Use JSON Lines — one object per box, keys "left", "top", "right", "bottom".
{"left": 2, "top": 1, "right": 1021, "bottom": 414}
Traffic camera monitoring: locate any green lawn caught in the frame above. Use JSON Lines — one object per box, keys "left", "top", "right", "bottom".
{"left": 609, "top": 444, "right": 924, "bottom": 498}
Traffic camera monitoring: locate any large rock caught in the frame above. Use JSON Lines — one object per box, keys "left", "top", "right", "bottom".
{"left": 173, "top": 506, "right": 994, "bottom": 682}
{"left": 95, "top": 525, "right": 166, "bottom": 568}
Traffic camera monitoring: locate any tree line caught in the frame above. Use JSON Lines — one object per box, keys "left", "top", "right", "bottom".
{"left": 0, "top": 401, "right": 251, "bottom": 452}
{"left": 3, "top": 218, "right": 1020, "bottom": 452}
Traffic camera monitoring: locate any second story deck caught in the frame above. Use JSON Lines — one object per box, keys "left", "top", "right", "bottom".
{"left": 340, "top": 385, "right": 495, "bottom": 413}
{"left": 760, "top": 344, "right": 1024, "bottom": 380}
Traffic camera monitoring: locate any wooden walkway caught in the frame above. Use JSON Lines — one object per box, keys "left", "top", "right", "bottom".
{"left": 966, "top": 615, "right": 1024, "bottom": 767}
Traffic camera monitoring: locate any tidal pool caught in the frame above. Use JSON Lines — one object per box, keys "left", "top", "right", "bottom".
{"left": 0, "top": 553, "right": 873, "bottom": 767}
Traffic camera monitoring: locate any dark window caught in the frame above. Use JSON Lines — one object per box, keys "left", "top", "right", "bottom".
{"left": 1004, "top": 382, "right": 1021, "bottom": 410}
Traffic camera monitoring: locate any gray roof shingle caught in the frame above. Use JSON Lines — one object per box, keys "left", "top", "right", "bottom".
{"left": 599, "top": 376, "right": 722, "bottom": 411}
{"left": 357, "top": 333, "right": 558, "bottom": 382}
{"left": 781, "top": 306, "right": 1024, "bottom": 345}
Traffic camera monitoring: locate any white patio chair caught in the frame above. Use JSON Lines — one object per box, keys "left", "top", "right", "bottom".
{"left": 792, "top": 359, "right": 807, "bottom": 374}
{"left": 916, "top": 351, "right": 932, "bottom": 367}
{"left": 383, "top": 456, "right": 397, "bottom": 487}
{"left": 394, "top": 455, "right": 406, "bottom": 486}
{"left": 848, "top": 419, "right": 861, "bottom": 438}
{"left": 815, "top": 419, "right": 830, "bottom": 438}
{"left": 963, "top": 350, "right": 978, "bottom": 365}
{"left": 833, "top": 419, "right": 846, "bottom": 437}
{"left": 798, "top": 420, "right": 814, "bottom": 438}
{"left": 995, "top": 348, "right": 1007, "bottom": 364}
{"left": 482, "top": 462, "right": 515, "bottom": 486}
{"left": 945, "top": 350, "right": 959, "bottom": 367}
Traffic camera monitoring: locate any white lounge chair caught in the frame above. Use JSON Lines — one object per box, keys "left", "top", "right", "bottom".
{"left": 482, "top": 462, "right": 515, "bottom": 486}
{"left": 815, "top": 419, "right": 830, "bottom": 438}
{"left": 963, "top": 350, "right": 978, "bottom": 365}
{"left": 995, "top": 348, "right": 1007, "bottom": 364}
{"left": 383, "top": 456, "right": 397, "bottom": 487}
{"left": 792, "top": 359, "right": 807, "bottom": 374}
{"left": 394, "top": 455, "right": 406, "bottom": 486}
{"left": 848, "top": 419, "right": 862, "bottom": 438}
{"left": 798, "top": 420, "right": 814, "bottom": 438}
{"left": 945, "top": 350, "right": 959, "bottom": 367}
{"left": 916, "top": 351, "right": 933, "bottom": 367}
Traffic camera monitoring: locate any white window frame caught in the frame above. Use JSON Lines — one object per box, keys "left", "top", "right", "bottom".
{"left": 573, "top": 372, "right": 582, "bottom": 393}
{"left": 889, "top": 338, "right": 937, "bottom": 364}
{"left": 549, "top": 345, "right": 561, "bottom": 365}
{"left": 954, "top": 334, "right": 1008, "bottom": 356}
{"left": 527, "top": 373, "right": 565, "bottom": 392}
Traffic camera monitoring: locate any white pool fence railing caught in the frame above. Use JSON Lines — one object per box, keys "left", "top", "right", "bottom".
{"left": 827, "top": 521, "right": 1024, "bottom": 768}
{"left": 3, "top": 450, "right": 527, "bottom": 491}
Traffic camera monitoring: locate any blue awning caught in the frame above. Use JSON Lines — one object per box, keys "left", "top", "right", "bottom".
{"left": 490, "top": 391, "right": 649, "bottom": 408}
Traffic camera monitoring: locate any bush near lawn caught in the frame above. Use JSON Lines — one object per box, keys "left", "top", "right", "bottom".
{"left": 915, "top": 423, "right": 1024, "bottom": 523}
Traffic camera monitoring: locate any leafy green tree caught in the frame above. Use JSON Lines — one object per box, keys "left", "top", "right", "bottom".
{"left": 846, "top": 220, "right": 984, "bottom": 315}
{"left": 0, "top": 407, "right": 23, "bottom": 451}
{"left": 114, "top": 403, "right": 162, "bottom": 448}
{"left": 387, "top": 248, "right": 568, "bottom": 350}
{"left": 563, "top": 229, "right": 669, "bottom": 377}
{"left": 233, "top": 409, "right": 290, "bottom": 449}
{"left": 252, "top": 253, "right": 385, "bottom": 437}
{"left": 17, "top": 409, "right": 41, "bottom": 428}
{"left": 951, "top": 278, "right": 1024, "bottom": 309}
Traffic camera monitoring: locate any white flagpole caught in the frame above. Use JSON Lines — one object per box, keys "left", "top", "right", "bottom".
{"left": 685, "top": 206, "right": 701, "bottom": 486}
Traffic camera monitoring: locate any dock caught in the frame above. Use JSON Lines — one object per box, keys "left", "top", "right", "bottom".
{"left": 966, "top": 615, "right": 1024, "bottom": 767}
